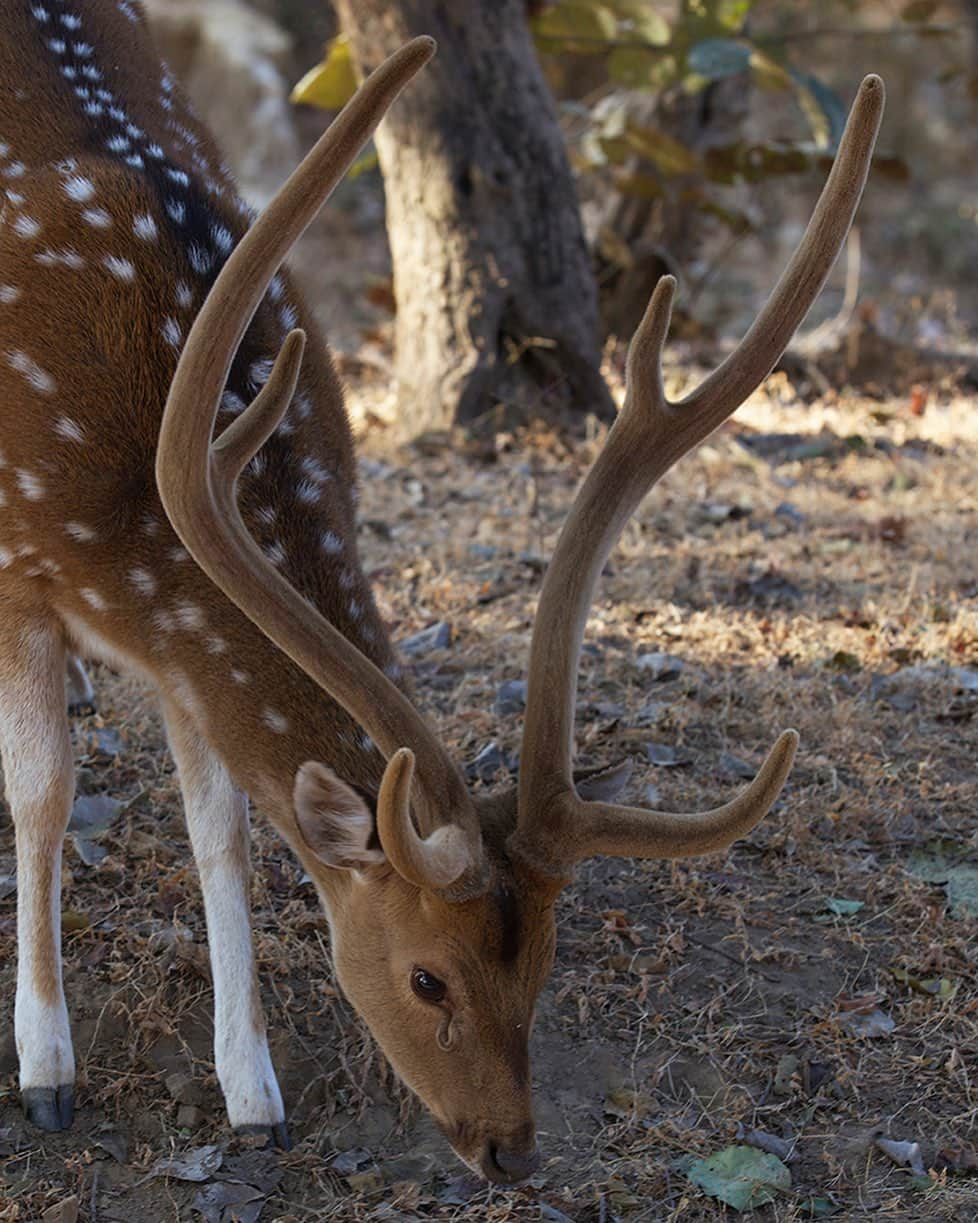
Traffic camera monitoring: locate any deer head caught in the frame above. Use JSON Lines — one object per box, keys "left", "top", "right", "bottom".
{"left": 157, "top": 40, "right": 883, "bottom": 1181}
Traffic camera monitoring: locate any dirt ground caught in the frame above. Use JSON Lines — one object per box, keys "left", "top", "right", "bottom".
{"left": 2, "top": 351, "right": 978, "bottom": 1220}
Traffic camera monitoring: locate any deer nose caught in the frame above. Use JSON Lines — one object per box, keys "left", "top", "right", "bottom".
{"left": 484, "top": 1141, "right": 540, "bottom": 1183}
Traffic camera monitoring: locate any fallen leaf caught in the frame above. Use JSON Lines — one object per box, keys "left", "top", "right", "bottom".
{"left": 890, "top": 967, "right": 955, "bottom": 998}
{"left": 735, "top": 1124, "right": 796, "bottom": 1162}
{"left": 824, "top": 897, "right": 864, "bottom": 916}
{"left": 835, "top": 992, "right": 885, "bottom": 1015}
{"left": 193, "top": 1181, "right": 264, "bottom": 1223}
{"left": 773, "top": 1054, "right": 798, "bottom": 1096}
{"left": 67, "top": 793, "right": 124, "bottom": 838}
{"left": 329, "top": 1147, "right": 373, "bottom": 1177}
{"left": 935, "top": 1145, "right": 978, "bottom": 1175}
{"left": 875, "top": 1134, "right": 926, "bottom": 1176}
{"left": 687, "top": 1145, "right": 791, "bottom": 1211}
{"left": 41, "top": 1198, "right": 79, "bottom": 1223}
{"left": 603, "top": 1086, "right": 649, "bottom": 1120}
{"left": 837, "top": 1007, "right": 895, "bottom": 1038}
{"left": 152, "top": 1143, "right": 223, "bottom": 1182}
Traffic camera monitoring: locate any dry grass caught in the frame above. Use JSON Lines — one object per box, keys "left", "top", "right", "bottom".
{"left": 2, "top": 360, "right": 978, "bottom": 1221}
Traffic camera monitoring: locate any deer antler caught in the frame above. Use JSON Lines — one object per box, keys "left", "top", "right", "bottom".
{"left": 512, "top": 75, "right": 884, "bottom": 875}
{"left": 157, "top": 39, "right": 487, "bottom": 897}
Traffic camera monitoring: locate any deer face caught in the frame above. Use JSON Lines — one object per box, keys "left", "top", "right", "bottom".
{"left": 295, "top": 765, "right": 558, "bottom": 1182}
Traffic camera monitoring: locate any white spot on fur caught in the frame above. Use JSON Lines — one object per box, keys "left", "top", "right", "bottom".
{"left": 83, "top": 208, "right": 112, "bottom": 228}
{"left": 128, "top": 567, "right": 157, "bottom": 596}
{"left": 320, "top": 531, "right": 343, "bottom": 555}
{"left": 174, "top": 604, "right": 206, "bottom": 631}
{"left": 295, "top": 479, "right": 320, "bottom": 505}
{"left": 262, "top": 709, "right": 288, "bottom": 734}
{"left": 63, "top": 175, "right": 95, "bottom": 202}
{"left": 13, "top": 215, "right": 40, "bottom": 238}
{"left": 210, "top": 224, "right": 233, "bottom": 254}
{"left": 221, "top": 390, "right": 245, "bottom": 415}
{"left": 133, "top": 214, "right": 158, "bottom": 241}
{"left": 188, "top": 244, "right": 212, "bottom": 275}
{"left": 248, "top": 358, "right": 274, "bottom": 389}
{"left": 299, "top": 456, "right": 331, "bottom": 486}
{"left": 80, "top": 588, "right": 107, "bottom": 611}
{"left": 103, "top": 255, "right": 135, "bottom": 281}
{"left": 175, "top": 281, "right": 193, "bottom": 309}
{"left": 230, "top": 668, "right": 250, "bottom": 685}
{"left": 54, "top": 416, "right": 85, "bottom": 443}
{"left": 205, "top": 636, "right": 227, "bottom": 654}
{"left": 7, "top": 351, "right": 55, "bottom": 395}
{"left": 0, "top": 285, "right": 21, "bottom": 304}
{"left": 162, "top": 317, "right": 182, "bottom": 348}
{"left": 65, "top": 522, "right": 96, "bottom": 542}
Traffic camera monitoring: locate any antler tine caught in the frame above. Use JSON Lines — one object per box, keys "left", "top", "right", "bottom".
{"left": 212, "top": 329, "right": 307, "bottom": 486}
{"left": 157, "top": 39, "right": 486, "bottom": 897}
{"left": 512, "top": 76, "right": 884, "bottom": 875}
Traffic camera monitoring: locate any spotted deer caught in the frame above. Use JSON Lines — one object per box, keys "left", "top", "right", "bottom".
{"left": 0, "top": 0, "right": 883, "bottom": 1182}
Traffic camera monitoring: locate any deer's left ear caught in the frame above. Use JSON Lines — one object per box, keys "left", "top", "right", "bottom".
{"left": 293, "top": 762, "right": 386, "bottom": 870}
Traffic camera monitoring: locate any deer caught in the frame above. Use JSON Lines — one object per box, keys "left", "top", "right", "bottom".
{"left": 0, "top": 0, "right": 883, "bottom": 1183}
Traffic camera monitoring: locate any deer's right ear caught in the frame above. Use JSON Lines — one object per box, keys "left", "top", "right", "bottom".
{"left": 293, "top": 762, "right": 386, "bottom": 871}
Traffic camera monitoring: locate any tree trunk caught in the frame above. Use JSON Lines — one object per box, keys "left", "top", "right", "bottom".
{"left": 334, "top": 0, "right": 614, "bottom": 435}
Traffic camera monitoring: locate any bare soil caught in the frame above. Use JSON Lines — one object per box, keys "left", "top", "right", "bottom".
{"left": 2, "top": 361, "right": 978, "bottom": 1220}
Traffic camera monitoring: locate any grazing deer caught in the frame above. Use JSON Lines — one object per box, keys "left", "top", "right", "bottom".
{"left": 0, "top": 0, "right": 883, "bottom": 1181}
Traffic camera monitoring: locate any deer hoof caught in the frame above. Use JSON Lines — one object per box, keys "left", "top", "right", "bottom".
{"left": 23, "top": 1084, "right": 74, "bottom": 1131}
{"left": 234, "top": 1121, "right": 292, "bottom": 1151}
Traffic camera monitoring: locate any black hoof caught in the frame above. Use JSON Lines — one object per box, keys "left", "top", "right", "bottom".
{"left": 234, "top": 1121, "right": 293, "bottom": 1151}
{"left": 23, "top": 1084, "right": 74, "bottom": 1131}
{"left": 67, "top": 700, "right": 97, "bottom": 718}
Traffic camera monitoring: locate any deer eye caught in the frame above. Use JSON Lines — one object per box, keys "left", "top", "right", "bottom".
{"left": 411, "top": 967, "right": 446, "bottom": 1004}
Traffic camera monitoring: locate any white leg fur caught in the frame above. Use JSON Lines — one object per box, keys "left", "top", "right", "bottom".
{"left": 0, "top": 615, "right": 76, "bottom": 1121}
{"left": 163, "top": 703, "right": 285, "bottom": 1131}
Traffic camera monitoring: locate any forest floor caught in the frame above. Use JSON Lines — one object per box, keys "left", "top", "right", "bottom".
{"left": 2, "top": 352, "right": 978, "bottom": 1221}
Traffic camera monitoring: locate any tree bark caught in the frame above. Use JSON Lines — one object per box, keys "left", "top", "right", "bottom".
{"left": 333, "top": 0, "right": 614, "bottom": 434}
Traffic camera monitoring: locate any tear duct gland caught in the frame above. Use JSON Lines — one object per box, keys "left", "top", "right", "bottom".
{"left": 0, "top": 3, "right": 884, "bottom": 1185}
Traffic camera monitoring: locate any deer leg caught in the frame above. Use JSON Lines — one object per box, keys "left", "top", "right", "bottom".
{"left": 0, "top": 613, "right": 76, "bottom": 1131}
{"left": 65, "top": 655, "right": 96, "bottom": 717}
{"left": 163, "top": 702, "right": 289, "bottom": 1147}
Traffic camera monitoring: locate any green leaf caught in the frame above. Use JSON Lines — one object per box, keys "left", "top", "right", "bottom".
{"left": 290, "top": 36, "right": 357, "bottom": 110}
{"left": 688, "top": 38, "right": 751, "bottom": 81}
{"left": 901, "top": 0, "right": 939, "bottom": 20}
{"left": 826, "top": 650, "right": 862, "bottom": 674}
{"left": 825, "top": 897, "right": 864, "bottom": 916}
{"left": 947, "top": 866, "right": 978, "bottom": 918}
{"left": 625, "top": 121, "right": 700, "bottom": 175}
{"left": 606, "top": 0, "right": 671, "bottom": 44}
{"left": 608, "top": 45, "right": 665, "bottom": 88}
{"left": 891, "top": 967, "right": 956, "bottom": 998}
{"left": 533, "top": 1, "right": 618, "bottom": 51}
{"left": 792, "top": 71, "right": 848, "bottom": 151}
{"left": 613, "top": 170, "right": 665, "bottom": 199}
{"left": 688, "top": 1145, "right": 791, "bottom": 1212}
{"left": 906, "top": 851, "right": 978, "bottom": 918}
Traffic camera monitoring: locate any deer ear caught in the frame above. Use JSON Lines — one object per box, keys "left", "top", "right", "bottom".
{"left": 573, "top": 759, "right": 633, "bottom": 803}
{"left": 293, "top": 762, "right": 386, "bottom": 871}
